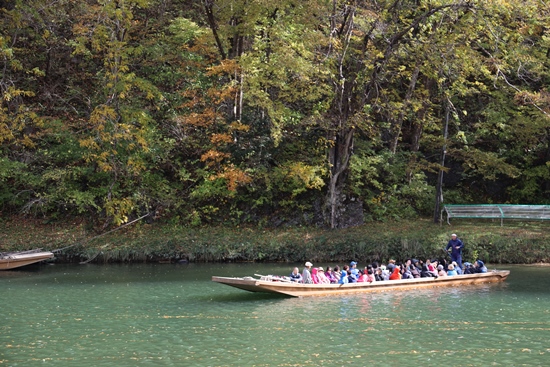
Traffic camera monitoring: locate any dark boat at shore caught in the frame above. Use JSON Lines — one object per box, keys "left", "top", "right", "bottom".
{"left": 212, "top": 270, "right": 510, "bottom": 297}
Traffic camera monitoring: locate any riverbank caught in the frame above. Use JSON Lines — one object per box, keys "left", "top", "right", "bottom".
{"left": 1, "top": 217, "right": 548, "bottom": 264}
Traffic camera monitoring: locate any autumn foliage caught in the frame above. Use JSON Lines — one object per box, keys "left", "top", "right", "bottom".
{"left": 0, "top": 0, "right": 548, "bottom": 229}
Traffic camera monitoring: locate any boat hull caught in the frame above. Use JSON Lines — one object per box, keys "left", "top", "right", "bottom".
{"left": 212, "top": 270, "right": 510, "bottom": 297}
{"left": 0, "top": 251, "right": 54, "bottom": 270}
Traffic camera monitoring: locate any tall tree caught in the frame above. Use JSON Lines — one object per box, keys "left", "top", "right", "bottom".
{"left": 72, "top": 0, "right": 165, "bottom": 225}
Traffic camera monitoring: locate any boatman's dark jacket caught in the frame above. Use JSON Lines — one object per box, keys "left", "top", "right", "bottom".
{"left": 446, "top": 238, "right": 464, "bottom": 258}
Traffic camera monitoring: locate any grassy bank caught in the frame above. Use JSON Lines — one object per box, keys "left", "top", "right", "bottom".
{"left": 1, "top": 218, "right": 549, "bottom": 264}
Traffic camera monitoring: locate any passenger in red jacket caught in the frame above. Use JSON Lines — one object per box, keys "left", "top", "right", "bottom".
{"left": 389, "top": 265, "right": 402, "bottom": 280}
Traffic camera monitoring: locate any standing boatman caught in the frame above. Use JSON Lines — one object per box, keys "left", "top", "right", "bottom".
{"left": 445, "top": 233, "right": 464, "bottom": 271}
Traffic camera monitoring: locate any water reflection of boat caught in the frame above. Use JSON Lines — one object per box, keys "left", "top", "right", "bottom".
{"left": 212, "top": 270, "right": 510, "bottom": 297}
{"left": 0, "top": 249, "right": 54, "bottom": 270}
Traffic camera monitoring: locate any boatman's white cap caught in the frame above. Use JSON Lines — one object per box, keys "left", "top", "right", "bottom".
{"left": 305, "top": 261, "right": 313, "bottom": 267}
{"left": 451, "top": 233, "right": 457, "bottom": 237}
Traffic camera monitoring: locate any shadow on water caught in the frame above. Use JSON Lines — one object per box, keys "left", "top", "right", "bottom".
{"left": 0, "top": 269, "right": 35, "bottom": 277}
{"left": 0, "top": 263, "right": 51, "bottom": 274}
{"left": 199, "top": 290, "right": 289, "bottom": 303}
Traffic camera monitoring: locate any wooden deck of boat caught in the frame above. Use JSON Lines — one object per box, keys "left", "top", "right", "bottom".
{"left": 212, "top": 270, "right": 510, "bottom": 297}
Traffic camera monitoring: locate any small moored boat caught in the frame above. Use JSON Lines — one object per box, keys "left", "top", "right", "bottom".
{"left": 212, "top": 270, "right": 510, "bottom": 297}
{"left": 0, "top": 249, "right": 55, "bottom": 270}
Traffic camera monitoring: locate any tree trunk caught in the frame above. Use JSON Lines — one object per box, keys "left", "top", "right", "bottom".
{"left": 405, "top": 104, "right": 427, "bottom": 184}
{"left": 434, "top": 101, "right": 450, "bottom": 223}
{"left": 390, "top": 64, "right": 420, "bottom": 154}
{"left": 202, "top": 0, "right": 226, "bottom": 60}
{"left": 326, "top": 127, "right": 355, "bottom": 228}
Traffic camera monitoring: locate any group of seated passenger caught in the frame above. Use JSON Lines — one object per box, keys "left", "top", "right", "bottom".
{"left": 291, "top": 258, "right": 488, "bottom": 284}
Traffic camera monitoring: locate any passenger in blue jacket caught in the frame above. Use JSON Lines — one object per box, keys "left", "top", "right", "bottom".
{"left": 289, "top": 267, "right": 303, "bottom": 282}
{"left": 474, "top": 260, "right": 488, "bottom": 273}
{"left": 445, "top": 233, "right": 464, "bottom": 271}
{"left": 338, "top": 265, "right": 350, "bottom": 284}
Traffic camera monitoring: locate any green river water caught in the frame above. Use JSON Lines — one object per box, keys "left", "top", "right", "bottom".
{"left": 1, "top": 263, "right": 549, "bottom": 366}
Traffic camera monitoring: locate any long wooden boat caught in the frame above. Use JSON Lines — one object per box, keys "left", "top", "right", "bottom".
{"left": 0, "top": 249, "right": 54, "bottom": 270}
{"left": 212, "top": 270, "right": 510, "bottom": 297}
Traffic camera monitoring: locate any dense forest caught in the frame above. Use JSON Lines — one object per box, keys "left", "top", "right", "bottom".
{"left": 1, "top": 0, "right": 549, "bottom": 230}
